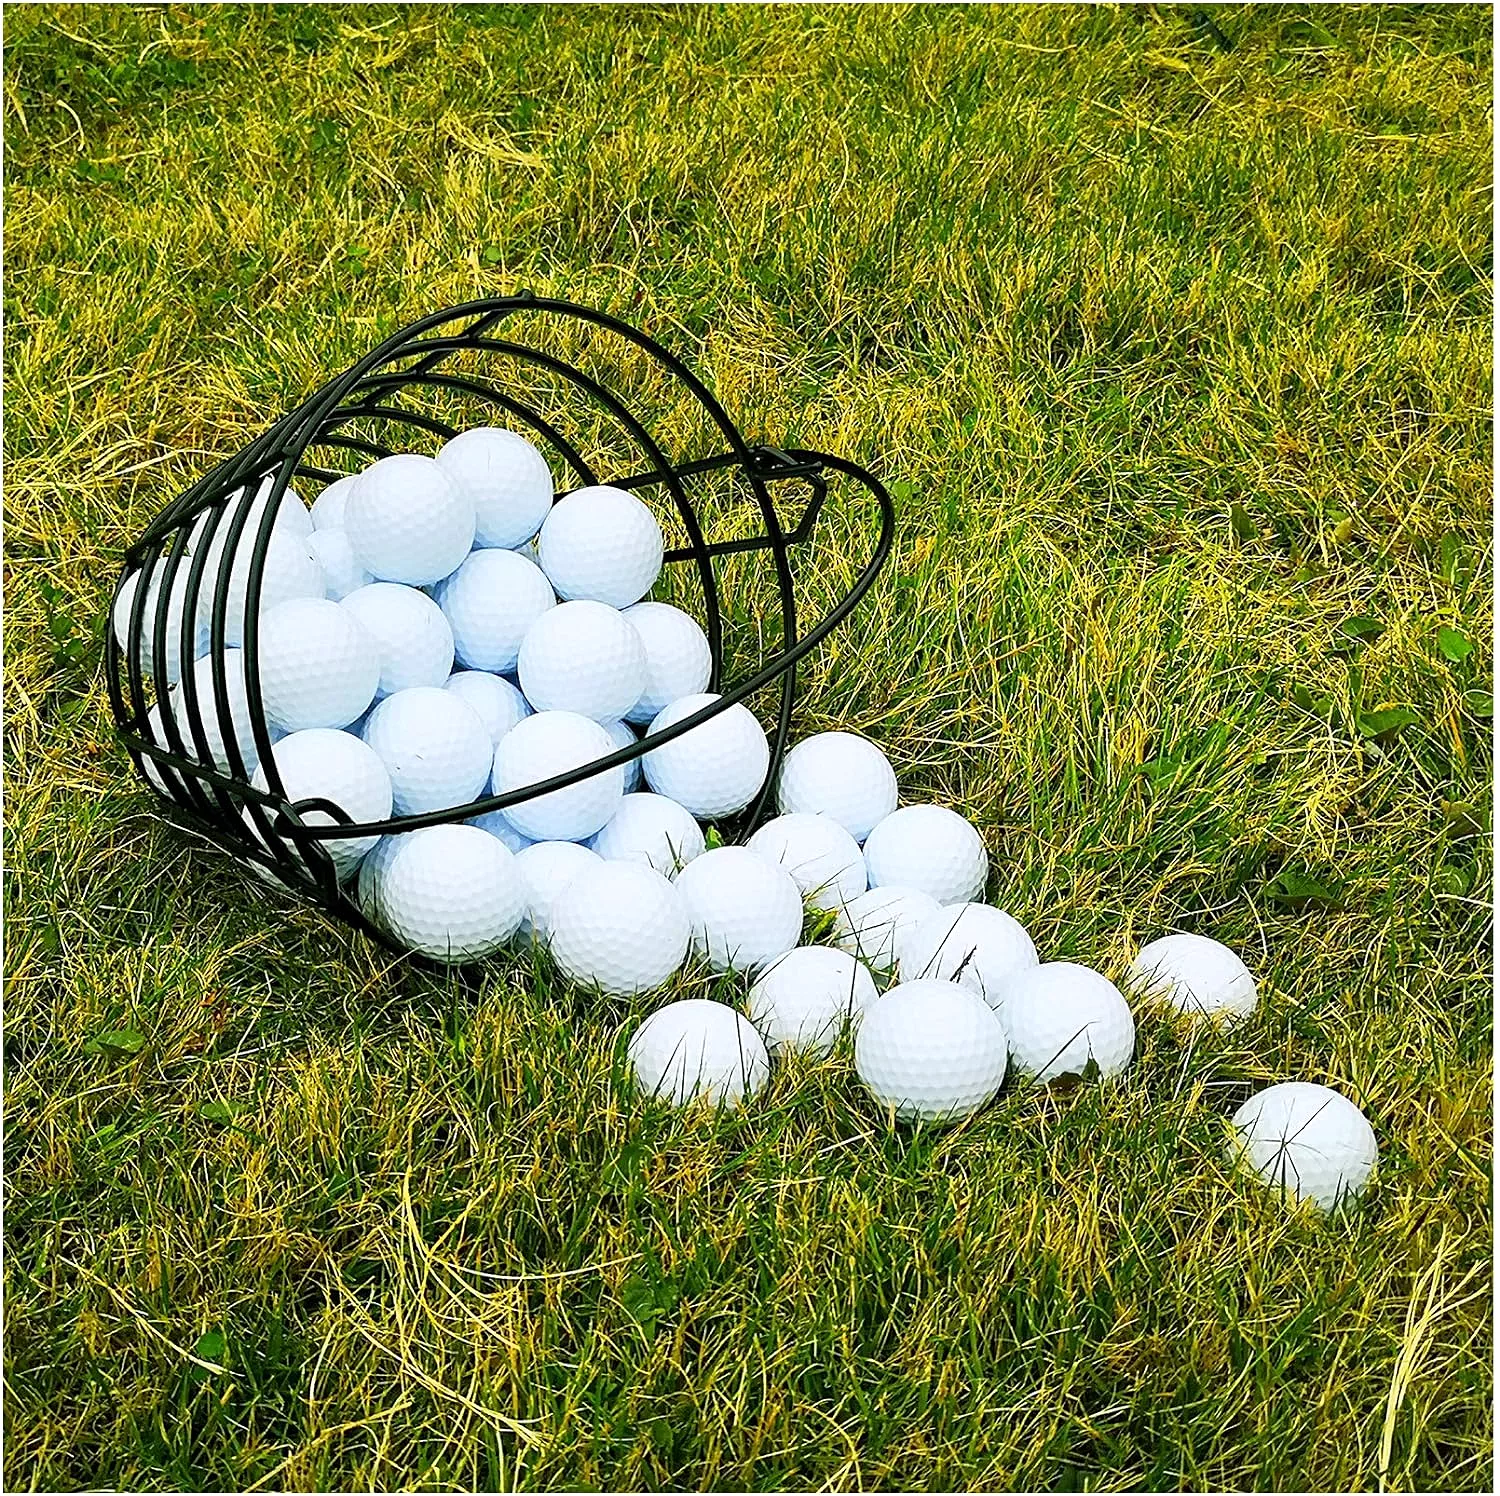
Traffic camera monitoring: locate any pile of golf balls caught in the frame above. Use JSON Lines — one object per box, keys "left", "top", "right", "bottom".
{"left": 121, "top": 428, "right": 1378, "bottom": 1212}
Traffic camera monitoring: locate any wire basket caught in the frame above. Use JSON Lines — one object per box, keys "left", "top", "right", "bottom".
{"left": 106, "top": 293, "right": 896, "bottom": 956}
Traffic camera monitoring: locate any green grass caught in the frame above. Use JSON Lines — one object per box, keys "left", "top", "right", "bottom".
{"left": 3, "top": 3, "right": 1492, "bottom": 1489}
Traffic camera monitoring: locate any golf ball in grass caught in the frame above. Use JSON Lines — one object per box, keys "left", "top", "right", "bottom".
{"left": 339, "top": 583, "right": 454, "bottom": 698}
{"left": 642, "top": 692, "right": 770, "bottom": 818}
{"left": 247, "top": 728, "right": 392, "bottom": 880}
{"left": 256, "top": 597, "right": 379, "bottom": 733}
{"left": 623, "top": 601, "right": 712, "bottom": 724}
{"left": 512, "top": 840, "right": 602, "bottom": 946}
{"left": 549, "top": 861, "right": 691, "bottom": 995}
{"left": 538, "top": 484, "right": 663, "bottom": 607}
{"left": 673, "top": 846, "right": 803, "bottom": 973}
{"left": 588, "top": 792, "right": 705, "bottom": 876}
{"left": 196, "top": 513, "right": 325, "bottom": 648}
{"left": 1126, "top": 933, "right": 1259, "bottom": 1026}
{"left": 166, "top": 648, "right": 260, "bottom": 776}
{"left": 599, "top": 717, "right": 645, "bottom": 792}
{"left": 361, "top": 686, "right": 493, "bottom": 815}
{"left": 517, "top": 600, "right": 646, "bottom": 722}
{"left": 310, "top": 473, "right": 361, "bottom": 531}
{"left": 628, "top": 999, "right": 770, "bottom": 1109}
{"left": 746, "top": 813, "right": 867, "bottom": 910}
{"left": 344, "top": 453, "right": 475, "bottom": 586}
{"left": 1229, "top": 1082, "right": 1378, "bottom": 1211}
{"left": 112, "top": 561, "right": 209, "bottom": 686}
{"left": 898, "top": 903, "right": 1038, "bottom": 1008}
{"left": 999, "top": 962, "right": 1135, "bottom": 1085}
{"left": 380, "top": 823, "right": 524, "bottom": 962}
{"left": 307, "top": 528, "right": 374, "bottom": 600}
{"left": 436, "top": 427, "right": 554, "bottom": 550}
{"left": 746, "top": 946, "right": 879, "bottom": 1057}
{"left": 863, "top": 804, "right": 988, "bottom": 905}
{"left": 443, "top": 670, "right": 531, "bottom": 747}
{"left": 491, "top": 710, "right": 625, "bottom": 842}
{"left": 467, "top": 808, "right": 535, "bottom": 854}
{"left": 776, "top": 731, "right": 897, "bottom": 842}
{"left": 830, "top": 885, "right": 942, "bottom": 970}
{"left": 854, "top": 980, "right": 1009, "bottom": 1124}
{"left": 434, "top": 548, "right": 555, "bottom": 674}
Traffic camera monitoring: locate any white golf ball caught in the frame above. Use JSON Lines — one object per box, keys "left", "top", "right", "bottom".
{"left": 307, "top": 528, "right": 374, "bottom": 600}
{"left": 641, "top": 692, "right": 769, "bottom": 818}
{"left": 898, "top": 903, "right": 1038, "bottom": 1008}
{"left": 622, "top": 601, "right": 712, "bottom": 724}
{"left": 166, "top": 648, "right": 259, "bottom": 776}
{"left": 1126, "top": 933, "right": 1258, "bottom": 1026}
{"left": 746, "top": 813, "right": 867, "bottom": 910}
{"left": 588, "top": 792, "right": 705, "bottom": 876}
{"left": 516, "top": 600, "right": 646, "bottom": 722}
{"left": 863, "top": 804, "right": 988, "bottom": 904}
{"left": 830, "top": 886, "right": 941, "bottom": 970}
{"left": 339, "top": 583, "right": 454, "bottom": 699}
{"left": 380, "top": 823, "right": 524, "bottom": 962}
{"left": 467, "top": 808, "right": 536, "bottom": 854}
{"left": 511, "top": 840, "right": 602, "bottom": 946}
{"left": 196, "top": 510, "right": 325, "bottom": 648}
{"left": 628, "top": 999, "right": 770, "bottom": 1109}
{"left": 999, "top": 962, "right": 1135, "bottom": 1084}
{"left": 138, "top": 703, "right": 183, "bottom": 799}
{"left": 434, "top": 548, "right": 555, "bottom": 674}
{"left": 537, "top": 484, "right": 662, "bottom": 607}
{"left": 599, "top": 717, "right": 644, "bottom": 792}
{"left": 112, "top": 559, "right": 209, "bottom": 686}
{"left": 746, "top": 946, "right": 879, "bottom": 1057}
{"left": 855, "top": 980, "right": 1008, "bottom": 1124}
{"left": 310, "top": 472, "right": 361, "bottom": 531}
{"left": 360, "top": 686, "right": 493, "bottom": 815}
{"left": 436, "top": 426, "right": 554, "bottom": 549}
{"left": 776, "top": 731, "right": 897, "bottom": 842}
{"left": 673, "top": 846, "right": 802, "bottom": 973}
{"left": 344, "top": 453, "right": 475, "bottom": 586}
{"left": 247, "top": 728, "right": 392, "bottom": 880}
{"left": 1229, "top": 1082, "right": 1378, "bottom": 1211}
{"left": 443, "top": 670, "right": 532, "bottom": 747}
{"left": 550, "top": 861, "right": 691, "bottom": 995}
{"left": 256, "top": 597, "right": 379, "bottom": 733}
{"left": 490, "top": 710, "right": 625, "bottom": 842}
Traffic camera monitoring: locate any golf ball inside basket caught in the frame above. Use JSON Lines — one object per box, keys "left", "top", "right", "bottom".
{"left": 512, "top": 840, "right": 601, "bottom": 946}
{"left": 776, "top": 731, "right": 897, "bottom": 842}
{"left": 746, "top": 946, "right": 879, "bottom": 1057}
{"left": 196, "top": 510, "right": 325, "bottom": 648}
{"left": 434, "top": 548, "right": 555, "bottom": 674}
{"left": 1126, "top": 932, "right": 1259, "bottom": 1026}
{"left": 307, "top": 528, "right": 374, "bottom": 601}
{"left": 623, "top": 601, "right": 712, "bottom": 724}
{"left": 1229, "top": 1082, "right": 1378, "bottom": 1211}
{"left": 517, "top": 600, "right": 646, "bottom": 722}
{"left": 855, "top": 980, "right": 1009, "bottom": 1124}
{"left": 166, "top": 648, "right": 259, "bottom": 776}
{"left": 256, "top": 596, "right": 379, "bottom": 733}
{"left": 549, "top": 860, "right": 691, "bottom": 995}
{"left": 344, "top": 453, "right": 475, "bottom": 586}
{"left": 538, "top": 484, "right": 663, "bottom": 607}
{"left": 746, "top": 813, "right": 867, "bottom": 910}
{"left": 898, "top": 903, "right": 1038, "bottom": 1008}
{"left": 436, "top": 426, "right": 554, "bottom": 550}
{"left": 443, "top": 670, "right": 532, "bottom": 747}
{"left": 361, "top": 686, "right": 493, "bottom": 815}
{"left": 673, "top": 846, "right": 803, "bottom": 973}
{"left": 599, "top": 717, "right": 644, "bottom": 792}
{"left": 830, "top": 885, "right": 942, "bottom": 970}
{"left": 310, "top": 472, "right": 360, "bottom": 531}
{"left": 380, "top": 823, "right": 524, "bottom": 962}
{"left": 467, "top": 808, "right": 535, "bottom": 854}
{"left": 491, "top": 710, "right": 625, "bottom": 842}
{"left": 863, "top": 804, "right": 988, "bottom": 905}
{"left": 642, "top": 692, "right": 769, "bottom": 819}
{"left": 340, "top": 583, "right": 455, "bottom": 699}
{"left": 113, "top": 559, "right": 209, "bottom": 686}
{"left": 628, "top": 999, "right": 770, "bottom": 1109}
{"left": 1000, "top": 962, "right": 1135, "bottom": 1085}
{"left": 589, "top": 792, "right": 705, "bottom": 876}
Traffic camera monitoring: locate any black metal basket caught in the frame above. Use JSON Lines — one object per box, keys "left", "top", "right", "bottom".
{"left": 107, "top": 293, "right": 895, "bottom": 956}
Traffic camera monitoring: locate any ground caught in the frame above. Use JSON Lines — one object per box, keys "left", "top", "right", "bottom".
{"left": 2, "top": 4, "right": 1492, "bottom": 1491}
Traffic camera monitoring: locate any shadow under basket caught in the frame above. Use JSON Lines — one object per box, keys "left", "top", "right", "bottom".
{"left": 107, "top": 292, "right": 896, "bottom": 960}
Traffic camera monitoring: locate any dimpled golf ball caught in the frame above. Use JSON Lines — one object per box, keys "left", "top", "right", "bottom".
{"left": 1229, "top": 1082, "right": 1378, "bottom": 1211}
{"left": 550, "top": 861, "right": 691, "bottom": 995}
{"left": 344, "top": 453, "right": 476, "bottom": 586}
{"left": 166, "top": 648, "right": 259, "bottom": 776}
{"left": 307, "top": 528, "right": 374, "bottom": 601}
{"left": 256, "top": 597, "right": 379, "bottom": 733}
{"left": 588, "top": 792, "right": 705, "bottom": 876}
{"left": 746, "top": 946, "right": 879, "bottom": 1057}
{"left": 855, "top": 980, "right": 1008, "bottom": 1123}
{"left": 628, "top": 999, "right": 770, "bottom": 1109}
{"left": 599, "top": 717, "right": 645, "bottom": 792}
{"left": 1126, "top": 932, "right": 1259, "bottom": 1026}
{"left": 863, "top": 804, "right": 988, "bottom": 904}
{"left": 746, "top": 813, "right": 867, "bottom": 910}
{"left": 339, "top": 583, "right": 454, "bottom": 699}
{"left": 436, "top": 426, "right": 554, "bottom": 550}
{"left": 512, "top": 840, "right": 602, "bottom": 946}
{"left": 443, "top": 670, "right": 532, "bottom": 747}
{"left": 380, "top": 823, "right": 524, "bottom": 962}
{"left": 491, "top": 710, "right": 625, "bottom": 841}
{"left": 830, "top": 886, "right": 942, "bottom": 970}
{"left": 674, "top": 846, "right": 803, "bottom": 973}
{"left": 898, "top": 903, "right": 1038, "bottom": 1008}
{"left": 113, "top": 559, "right": 209, "bottom": 686}
{"left": 466, "top": 808, "right": 536, "bottom": 854}
{"left": 310, "top": 472, "right": 361, "bottom": 531}
{"left": 247, "top": 728, "right": 392, "bottom": 879}
{"left": 641, "top": 692, "right": 769, "bottom": 818}
{"left": 537, "top": 484, "right": 663, "bottom": 607}
{"left": 196, "top": 511, "right": 326, "bottom": 648}
{"left": 434, "top": 548, "right": 556, "bottom": 674}
{"left": 360, "top": 686, "right": 493, "bottom": 815}
{"left": 622, "top": 601, "right": 713, "bottom": 724}
{"left": 776, "top": 731, "right": 897, "bottom": 842}
{"left": 999, "top": 962, "right": 1135, "bottom": 1085}
{"left": 516, "top": 600, "right": 647, "bottom": 722}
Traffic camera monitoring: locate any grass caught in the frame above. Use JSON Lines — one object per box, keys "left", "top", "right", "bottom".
{"left": 2, "top": 2, "right": 1492, "bottom": 1489}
